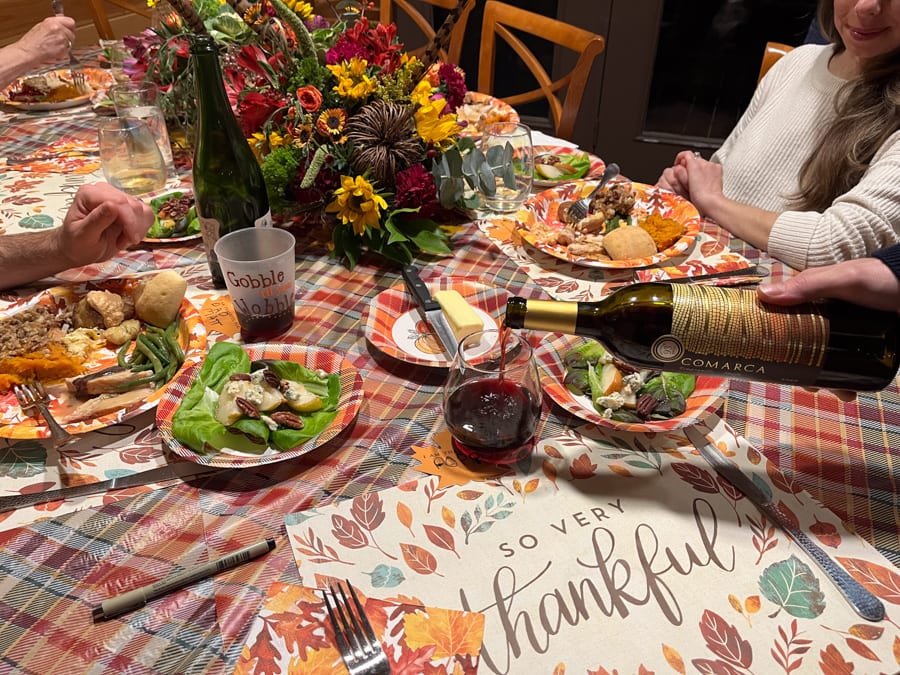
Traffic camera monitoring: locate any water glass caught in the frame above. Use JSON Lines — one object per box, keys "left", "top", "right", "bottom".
{"left": 110, "top": 82, "right": 176, "bottom": 177}
{"left": 99, "top": 39, "right": 129, "bottom": 83}
{"left": 478, "top": 122, "right": 534, "bottom": 213}
{"left": 98, "top": 117, "right": 167, "bottom": 196}
{"left": 443, "top": 329, "right": 542, "bottom": 464}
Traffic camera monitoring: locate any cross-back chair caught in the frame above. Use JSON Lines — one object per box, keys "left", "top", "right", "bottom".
{"left": 477, "top": 0, "right": 605, "bottom": 141}
{"left": 86, "top": 0, "right": 153, "bottom": 40}
{"left": 379, "top": 0, "right": 474, "bottom": 66}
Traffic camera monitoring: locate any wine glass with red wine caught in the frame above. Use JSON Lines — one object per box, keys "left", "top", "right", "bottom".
{"left": 443, "top": 329, "right": 542, "bottom": 465}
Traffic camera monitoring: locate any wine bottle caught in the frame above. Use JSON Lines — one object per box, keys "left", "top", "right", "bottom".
{"left": 191, "top": 34, "right": 273, "bottom": 288}
{"left": 505, "top": 283, "right": 900, "bottom": 391}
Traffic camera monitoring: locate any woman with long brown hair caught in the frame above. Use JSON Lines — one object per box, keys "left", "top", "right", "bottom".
{"left": 658, "top": 0, "right": 900, "bottom": 270}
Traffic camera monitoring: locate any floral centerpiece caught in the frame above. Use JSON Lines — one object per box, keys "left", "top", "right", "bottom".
{"left": 127, "top": 0, "right": 500, "bottom": 268}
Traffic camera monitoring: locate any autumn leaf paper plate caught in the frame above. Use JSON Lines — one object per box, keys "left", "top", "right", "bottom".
{"left": 534, "top": 333, "right": 728, "bottom": 432}
{"left": 456, "top": 92, "right": 520, "bottom": 138}
{"left": 233, "top": 581, "right": 485, "bottom": 674}
{"left": 364, "top": 278, "right": 511, "bottom": 367}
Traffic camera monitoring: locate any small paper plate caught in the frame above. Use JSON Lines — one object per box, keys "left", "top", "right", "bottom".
{"left": 456, "top": 92, "right": 520, "bottom": 138}
{"left": 532, "top": 146, "right": 605, "bottom": 189}
{"left": 534, "top": 333, "right": 728, "bottom": 433}
{"left": 0, "top": 68, "right": 112, "bottom": 111}
{"left": 156, "top": 343, "right": 363, "bottom": 467}
{"left": 142, "top": 189, "right": 201, "bottom": 244}
{"left": 363, "top": 278, "right": 511, "bottom": 367}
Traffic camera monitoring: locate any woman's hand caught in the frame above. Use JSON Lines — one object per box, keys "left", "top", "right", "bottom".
{"left": 13, "top": 17, "right": 76, "bottom": 69}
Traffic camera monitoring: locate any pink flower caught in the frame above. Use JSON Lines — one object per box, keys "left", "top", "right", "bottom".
{"left": 437, "top": 63, "right": 466, "bottom": 113}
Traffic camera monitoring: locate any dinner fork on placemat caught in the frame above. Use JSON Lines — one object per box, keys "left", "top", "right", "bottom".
{"left": 50, "top": 0, "right": 86, "bottom": 91}
{"left": 13, "top": 381, "right": 73, "bottom": 448}
{"left": 323, "top": 581, "right": 391, "bottom": 675}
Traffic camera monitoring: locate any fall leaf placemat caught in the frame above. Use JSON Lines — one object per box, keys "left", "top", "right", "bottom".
{"left": 285, "top": 414, "right": 900, "bottom": 674}
{"left": 233, "top": 581, "right": 485, "bottom": 674}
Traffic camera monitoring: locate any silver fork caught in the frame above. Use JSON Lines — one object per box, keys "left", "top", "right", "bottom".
{"left": 323, "top": 581, "right": 391, "bottom": 675}
{"left": 50, "top": 0, "right": 87, "bottom": 91}
{"left": 13, "top": 381, "right": 73, "bottom": 448}
{"left": 567, "top": 162, "right": 620, "bottom": 221}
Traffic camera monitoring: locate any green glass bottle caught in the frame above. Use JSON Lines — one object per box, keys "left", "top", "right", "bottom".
{"left": 505, "top": 283, "right": 900, "bottom": 391}
{"left": 191, "top": 34, "right": 273, "bottom": 288}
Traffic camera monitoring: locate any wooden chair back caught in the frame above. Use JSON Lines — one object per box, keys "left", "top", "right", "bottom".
{"left": 477, "top": 0, "right": 605, "bottom": 141}
{"left": 758, "top": 41, "right": 794, "bottom": 84}
{"left": 379, "top": 0, "right": 474, "bottom": 66}
{"left": 86, "top": 0, "right": 152, "bottom": 40}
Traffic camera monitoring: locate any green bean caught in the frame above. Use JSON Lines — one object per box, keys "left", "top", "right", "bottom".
{"left": 142, "top": 329, "right": 169, "bottom": 357}
{"left": 116, "top": 340, "right": 132, "bottom": 368}
{"left": 162, "top": 329, "right": 184, "bottom": 366}
{"left": 136, "top": 335, "right": 164, "bottom": 375}
{"left": 114, "top": 373, "right": 157, "bottom": 392}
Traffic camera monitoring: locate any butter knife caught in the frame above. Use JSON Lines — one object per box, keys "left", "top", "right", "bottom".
{"left": 0, "top": 463, "right": 219, "bottom": 513}
{"left": 401, "top": 265, "right": 459, "bottom": 358}
{"left": 697, "top": 442, "right": 884, "bottom": 622}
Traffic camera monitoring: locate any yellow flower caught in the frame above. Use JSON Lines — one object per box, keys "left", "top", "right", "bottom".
{"left": 248, "top": 132, "right": 268, "bottom": 161}
{"left": 146, "top": 0, "right": 158, "bottom": 7}
{"left": 415, "top": 95, "right": 461, "bottom": 146}
{"left": 268, "top": 131, "right": 289, "bottom": 149}
{"left": 285, "top": 0, "right": 313, "bottom": 19}
{"left": 410, "top": 79, "right": 434, "bottom": 108}
{"left": 327, "top": 58, "right": 377, "bottom": 101}
{"left": 326, "top": 175, "right": 388, "bottom": 235}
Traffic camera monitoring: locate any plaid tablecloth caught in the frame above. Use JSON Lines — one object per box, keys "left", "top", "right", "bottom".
{"left": 1, "top": 100, "right": 898, "bottom": 673}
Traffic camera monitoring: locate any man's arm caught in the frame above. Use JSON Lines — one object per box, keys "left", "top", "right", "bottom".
{"left": 0, "top": 17, "right": 76, "bottom": 88}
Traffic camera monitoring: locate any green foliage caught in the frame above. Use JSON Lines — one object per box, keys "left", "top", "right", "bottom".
{"left": 260, "top": 145, "right": 303, "bottom": 209}
{"left": 431, "top": 137, "right": 516, "bottom": 210}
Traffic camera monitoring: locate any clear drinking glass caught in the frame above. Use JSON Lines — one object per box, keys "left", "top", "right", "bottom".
{"left": 110, "top": 82, "right": 176, "bottom": 177}
{"left": 98, "top": 117, "right": 167, "bottom": 196}
{"left": 478, "top": 122, "right": 534, "bottom": 213}
{"left": 443, "top": 329, "right": 542, "bottom": 464}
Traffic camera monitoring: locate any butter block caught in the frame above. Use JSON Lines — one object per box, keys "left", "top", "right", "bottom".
{"left": 433, "top": 290, "right": 483, "bottom": 341}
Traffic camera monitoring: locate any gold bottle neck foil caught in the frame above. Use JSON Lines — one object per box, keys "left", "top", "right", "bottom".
{"left": 522, "top": 299, "right": 578, "bottom": 334}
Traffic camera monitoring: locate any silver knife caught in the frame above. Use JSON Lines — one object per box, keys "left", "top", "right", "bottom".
{"left": 697, "top": 442, "right": 884, "bottom": 622}
{"left": 401, "top": 265, "right": 459, "bottom": 358}
{"left": 0, "top": 463, "right": 220, "bottom": 513}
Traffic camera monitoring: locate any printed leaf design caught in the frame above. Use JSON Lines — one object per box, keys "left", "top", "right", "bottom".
{"left": 423, "top": 524, "right": 460, "bottom": 558}
{"left": 544, "top": 444, "right": 564, "bottom": 459}
{"left": 403, "top": 607, "right": 484, "bottom": 659}
{"left": 458, "top": 491, "right": 516, "bottom": 544}
{"left": 770, "top": 618, "right": 811, "bottom": 674}
{"left": 608, "top": 465, "right": 632, "bottom": 477}
{"left": 844, "top": 637, "right": 879, "bottom": 661}
{"left": 456, "top": 490, "right": 484, "bottom": 500}
{"left": 570, "top": 453, "right": 597, "bottom": 479}
{"left": 759, "top": 555, "right": 826, "bottom": 619}
{"left": 662, "top": 643, "right": 686, "bottom": 673}
{"left": 292, "top": 527, "right": 347, "bottom": 564}
{"left": 698, "top": 609, "right": 752, "bottom": 668}
{"left": 441, "top": 505, "right": 455, "bottom": 528}
{"left": 715, "top": 476, "right": 745, "bottom": 504}
{"left": 542, "top": 459, "right": 559, "bottom": 489}
{"left": 809, "top": 517, "right": 841, "bottom": 548}
{"left": 399, "top": 542, "right": 442, "bottom": 576}
{"left": 818, "top": 644, "right": 853, "bottom": 674}
{"left": 235, "top": 620, "right": 280, "bottom": 675}
{"left": 366, "top": 564, "right": 405, "bottom": 588}
{"left": 690, "top": 659, "right": 743, "bottom": 675}
{"left": 847, "top": 624, "right": 883, "bottom": 640}
{"left": 352, "top": 492, "right": 386, "bottom": 530}
{"left": 767, "top": 461, "right": 803, "bottom": 500}
{"left": 835, "top": 556, "right": 900, "bottom": 604}
{"left": 747, "top": 513, "right": 778, "bottom": 565}
{"left": 672, "top": 462, "right": 719, "bottom": 494}
{"left": 397, "top": 502, "right": 414, "bottom": 536}
{"left": 19, "top": 214, "right": 55, "bottom": 229}
{"left": 513, "top": 478, "right": 539, "bottom": 500}
{"left": 0, "top": 441, "right": 47, "bottom": 479}
{"left": 331, "top": 514, "right": 368, "bottom": 549}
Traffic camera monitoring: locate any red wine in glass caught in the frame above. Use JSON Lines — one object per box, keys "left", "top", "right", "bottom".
{"left": 235, "top": 307, "right": 294, "bottom": 342}
{"left": 444, "top": 377, "right": 541, "bottom": 464}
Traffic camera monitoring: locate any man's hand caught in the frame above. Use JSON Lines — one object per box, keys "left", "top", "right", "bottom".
{"left": 12, "top": 17, "right": 76, "bottom": 69}
{"left": 55, "top": 183, "right": 153, "bottom": 268}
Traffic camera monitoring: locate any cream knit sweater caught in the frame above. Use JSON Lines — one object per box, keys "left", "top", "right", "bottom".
{"left": 711, "top": 44, "right": 900, "bottom": 270}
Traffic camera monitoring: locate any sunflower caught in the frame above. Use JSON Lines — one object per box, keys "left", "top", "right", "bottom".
{"left": 292, "top": 123, "right": 314, "bottom": 148}
{"left": 317, "top": 108, "right": 347, "bottom": 137}
{"left": 345, "top": 100, "right": 423, "bottom": 189}
{"left": 325, "top": 175, "right": 388, "bottom": 235}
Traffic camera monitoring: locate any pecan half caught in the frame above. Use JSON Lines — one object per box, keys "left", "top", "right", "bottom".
{"left": 262, "top": 369, "right": 282, "bottom": 390}
{"left": 636, "top": 393, "right": 659, "bottom": 418}
{"left": 270, "top": 411, "right": 304, "bottom": 429}
{"left": 229, "top": 373, "right": 251, "bottom": 382}
{"left": 613, "top": 359, "right": 641, "bottom": 375}
{"left": 235, "top": 397, "right": 260, "bottom": 418}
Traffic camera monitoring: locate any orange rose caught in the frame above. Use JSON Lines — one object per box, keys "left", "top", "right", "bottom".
{"left": 296, "top": 85, "right": 323, "bottom": 113}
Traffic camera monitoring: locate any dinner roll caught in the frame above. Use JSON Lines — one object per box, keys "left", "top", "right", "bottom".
{"left": 135, "top": 270, "right": 188, "bottom": 327}
{"left": 602, "top": 226, "right": 657, "bottom": 260}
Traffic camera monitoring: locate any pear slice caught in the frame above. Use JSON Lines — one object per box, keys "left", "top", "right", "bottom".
{"left": 283, "top": 380, "right": 324, "bottom": 413}
{"left": 599, "top": 362, "right": 623, "bottom": 396}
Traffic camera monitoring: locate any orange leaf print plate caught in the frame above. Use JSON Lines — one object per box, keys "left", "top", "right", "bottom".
{"left": 364, "top": 278, "right": 511, "bottom": 367}
{"left": 534, "top": 333, "right": 728, "bottom": 432}
{"left": 156, "top": 343, "right": 363, "bottom": 467}
{"left": 0, "top": 280, "right": 207, "bottom": 439}
{"left": 0, "top": 68, "right": 112, "bottom": 111}
{"left": 516, "top": 180, "right": 702, "bottom": 269}
{"left": 456, "top": 91, "right": 519, "bottom": 138}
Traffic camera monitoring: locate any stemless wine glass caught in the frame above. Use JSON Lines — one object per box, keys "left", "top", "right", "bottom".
{"left": 98, "top": 117, "right": 167, "bottom": 196}
{"left": 443, "top": 329, "right": 542, "bottom": 464}
{"left": 478, "top": 122, "right": 534, "bottom": 213}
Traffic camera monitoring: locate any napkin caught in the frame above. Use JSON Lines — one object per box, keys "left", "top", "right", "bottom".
{"left": 233, "top": 581, "right": 485, "bottom": 675}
